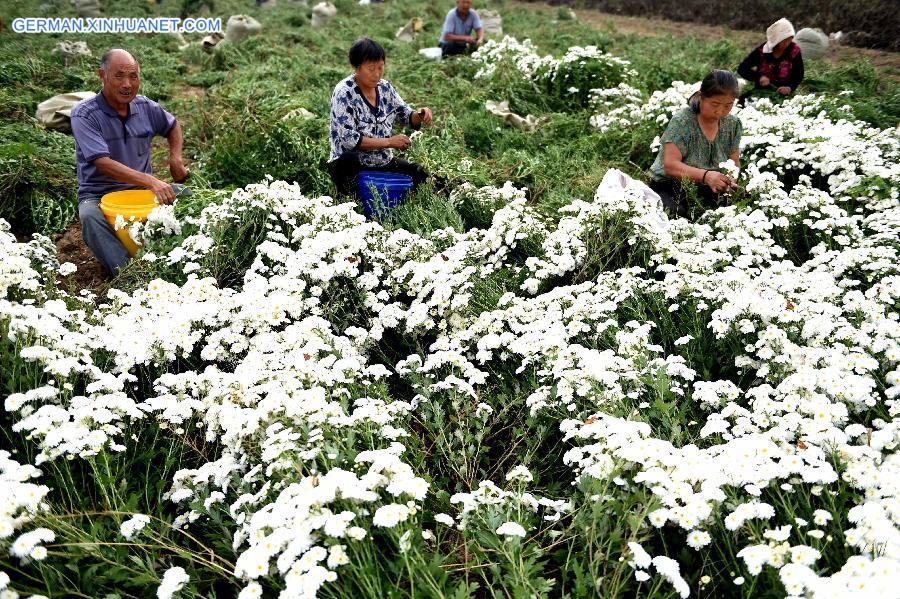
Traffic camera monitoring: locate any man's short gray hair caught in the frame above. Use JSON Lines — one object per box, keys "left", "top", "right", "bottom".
{"left": 100, "top": 49, "right": 138, "bottom": 71}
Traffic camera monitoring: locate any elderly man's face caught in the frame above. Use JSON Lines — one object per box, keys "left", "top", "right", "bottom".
{"left": 99, "top": 53, "right": 140, "bottom": 106}
{"left": 457, "top": 0, "right": 472, "bottom": 14}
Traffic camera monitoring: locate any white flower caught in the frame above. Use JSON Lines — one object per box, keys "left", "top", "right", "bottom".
{"left": 327, "top": 545, "right": 349, "bottom": 568}
{"left": 652, "top": 556, "right": 689, "bottom": 598}
{"left": 496, "top": 521, "right": 527, "bottom": 538}
{"left": 120, "top": 514, "right": 151, "bottom": 540}
{"left": 399, "top": 530, "right": 413, "bottom": 553}
{"left": 29, "top": 546, "right": 48, "bottom": 561}
{"left": 57, "top": 262, "right": 77, "bottom": 276}
{"left": 434, "top": 513, "right": 455, "bottom": 527}
{"left": 648, "top": 509, "right": 669, "bottom": 528}
{"left": 719, "top": 159, "right": 740, "bottom": 178}
{"left": 372, "top": 504, "right": 411, "bottom": 528}
{"left": 789, "top": 545, "right": 821, "bottom": 566}
{"left": 686, "top": 530, "right": 711, "bottom": 549}
{"left": 628, "top": 542, "right": 652, "bottom": 569}
{"left": 237, "top": 582, "right": 262, "bottom": 599}
{"left": 505, "top": 465, "right": 534, "bottom": 483}
{"left": 157, "top": 566, "right": 189, "bottom": 599}
{"left": 813, "top": 509, "right": 832, "bottom": 526}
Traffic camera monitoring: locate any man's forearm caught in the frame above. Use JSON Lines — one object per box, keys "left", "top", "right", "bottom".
{"left": 443, "top": 33, "right": 472, "bottom": 42}
{"left": 167, "top": 121, "right": 183, "bottom": 162}
{"left": 93, "top": 157, "right": 157, "bottom": 187}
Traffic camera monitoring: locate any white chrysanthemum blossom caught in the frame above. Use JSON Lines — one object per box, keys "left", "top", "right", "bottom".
{"left": 120, "top": 514, "right": 151, "bottom": 540}
{"left": 496, "top": 521, "right": 527, "bottom": 538}
{"left": 157, "top": 566, "right": 189, "bottom": 599}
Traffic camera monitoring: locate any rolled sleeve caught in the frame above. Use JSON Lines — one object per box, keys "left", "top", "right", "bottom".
{"left": 737, "top": 47, "right": 761, "bottom": 83}
{"left": 731, "top": 119, "right": 743, "bottom": 155}
{"left": 71, "top": 112, "right": 110, "bottom": 163}
{"left": 472, "top": 12, "right": 482, "bottom": 30}
{"left": 440, "top": 12, "right": 454, "bottom": 41}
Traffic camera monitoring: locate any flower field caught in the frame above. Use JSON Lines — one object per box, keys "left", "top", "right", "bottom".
{"left": 1, "top": 1, "right": 899, "bottom": 597}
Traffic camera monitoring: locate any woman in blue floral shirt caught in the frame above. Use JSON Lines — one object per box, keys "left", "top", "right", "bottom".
{"left": 327, "top": 37, "right": 435, "bottom": 197}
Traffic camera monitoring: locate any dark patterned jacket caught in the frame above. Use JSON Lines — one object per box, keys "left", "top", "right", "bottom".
{"left": 737, "top": 42, "right": 804, "bottom": 91}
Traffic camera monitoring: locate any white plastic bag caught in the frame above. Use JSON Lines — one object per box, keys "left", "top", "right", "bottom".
{"left": 202, "top": 31, "right": 225, "bottom": 52}
{"left": 52, "top": 41, "right": 91, "bottom": 66}
{"left": 396, "top": 17, "right": 424, "bottom": 43}
{"left": 479, "top": 10, "right": 502, "bottom": 37}
{"left": 74, "top": 0, "right": 101, "bottom": 18}
{"left": 795, "top": 28, "right": 829, "bottom": 60}
{"left": 484, "top": 99, "right": 548, "bottom": 132}
{"left": 224, "top": 15, "right": 262, "bottom": 43}
{"left": 311, "top": 2, "right": 337, "bottom": 29}
{"left": 419, "top": 47, "right": 443, "bottom": 61}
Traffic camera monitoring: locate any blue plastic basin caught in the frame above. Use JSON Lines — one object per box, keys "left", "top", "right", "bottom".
{"left": 357, "top": 170, "right": 414, "bottom": 221}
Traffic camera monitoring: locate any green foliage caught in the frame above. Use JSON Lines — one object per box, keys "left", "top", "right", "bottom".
{"left": 0, "top": 121, "right": 77, "bottom": 234}
{"left": 195, "top": 105, "right": 331, "bottom": 191}
{"left": 538, "top": 52, "right": 629, "bottom": 110}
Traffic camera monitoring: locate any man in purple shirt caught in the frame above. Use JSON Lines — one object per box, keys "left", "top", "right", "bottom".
{"left": 70, "top": 49, "right": 187, "bottom": 275}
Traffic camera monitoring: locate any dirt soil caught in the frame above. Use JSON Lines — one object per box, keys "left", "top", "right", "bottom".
{"left": 54, "top": 221, "right": 111, "bottom": 293}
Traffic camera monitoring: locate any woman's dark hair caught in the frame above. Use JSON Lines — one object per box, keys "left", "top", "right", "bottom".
{"left": 688, "top": 70, "right": 740, "bottom": 113}
{"left": 349, "top": 37, "right": 386, "bottom": 68}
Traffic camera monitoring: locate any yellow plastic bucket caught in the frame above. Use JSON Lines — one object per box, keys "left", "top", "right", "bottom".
{"left": 99, "top": 190, "right": 158, "bottom": 256}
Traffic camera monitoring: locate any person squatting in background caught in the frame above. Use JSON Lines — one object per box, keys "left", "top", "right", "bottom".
{"left": 649, "top": 70, "right": 743, "bottom": 218}
{"left": 738, "top": 17, "right": 804, "bottom": 100}
{"left": 439, "top": 0, "right": 485, "bottom": 56}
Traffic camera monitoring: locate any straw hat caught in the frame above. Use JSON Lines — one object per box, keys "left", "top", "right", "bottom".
{"left": 763, "top": 18, "right": 796, "bottom": 53}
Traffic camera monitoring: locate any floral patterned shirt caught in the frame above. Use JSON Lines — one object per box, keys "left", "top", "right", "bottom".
{"left": 650, "top": 107, "right": 742, "bottom": 182}
{"left": 329, "top": 74, "right": 417, "bottom": 167}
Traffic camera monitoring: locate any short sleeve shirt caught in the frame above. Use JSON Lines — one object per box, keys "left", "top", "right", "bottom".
{"left": 70, "top": 92, "right": 177, "bottom": 201}
{"left": 650, "top": 107, "right": 742, "bottom": 182}
{"left": 329, "top": 74, "right": 415, "bottom": 167}
{"left": 440, "top": 8, "right": 482, "bottom": 43}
